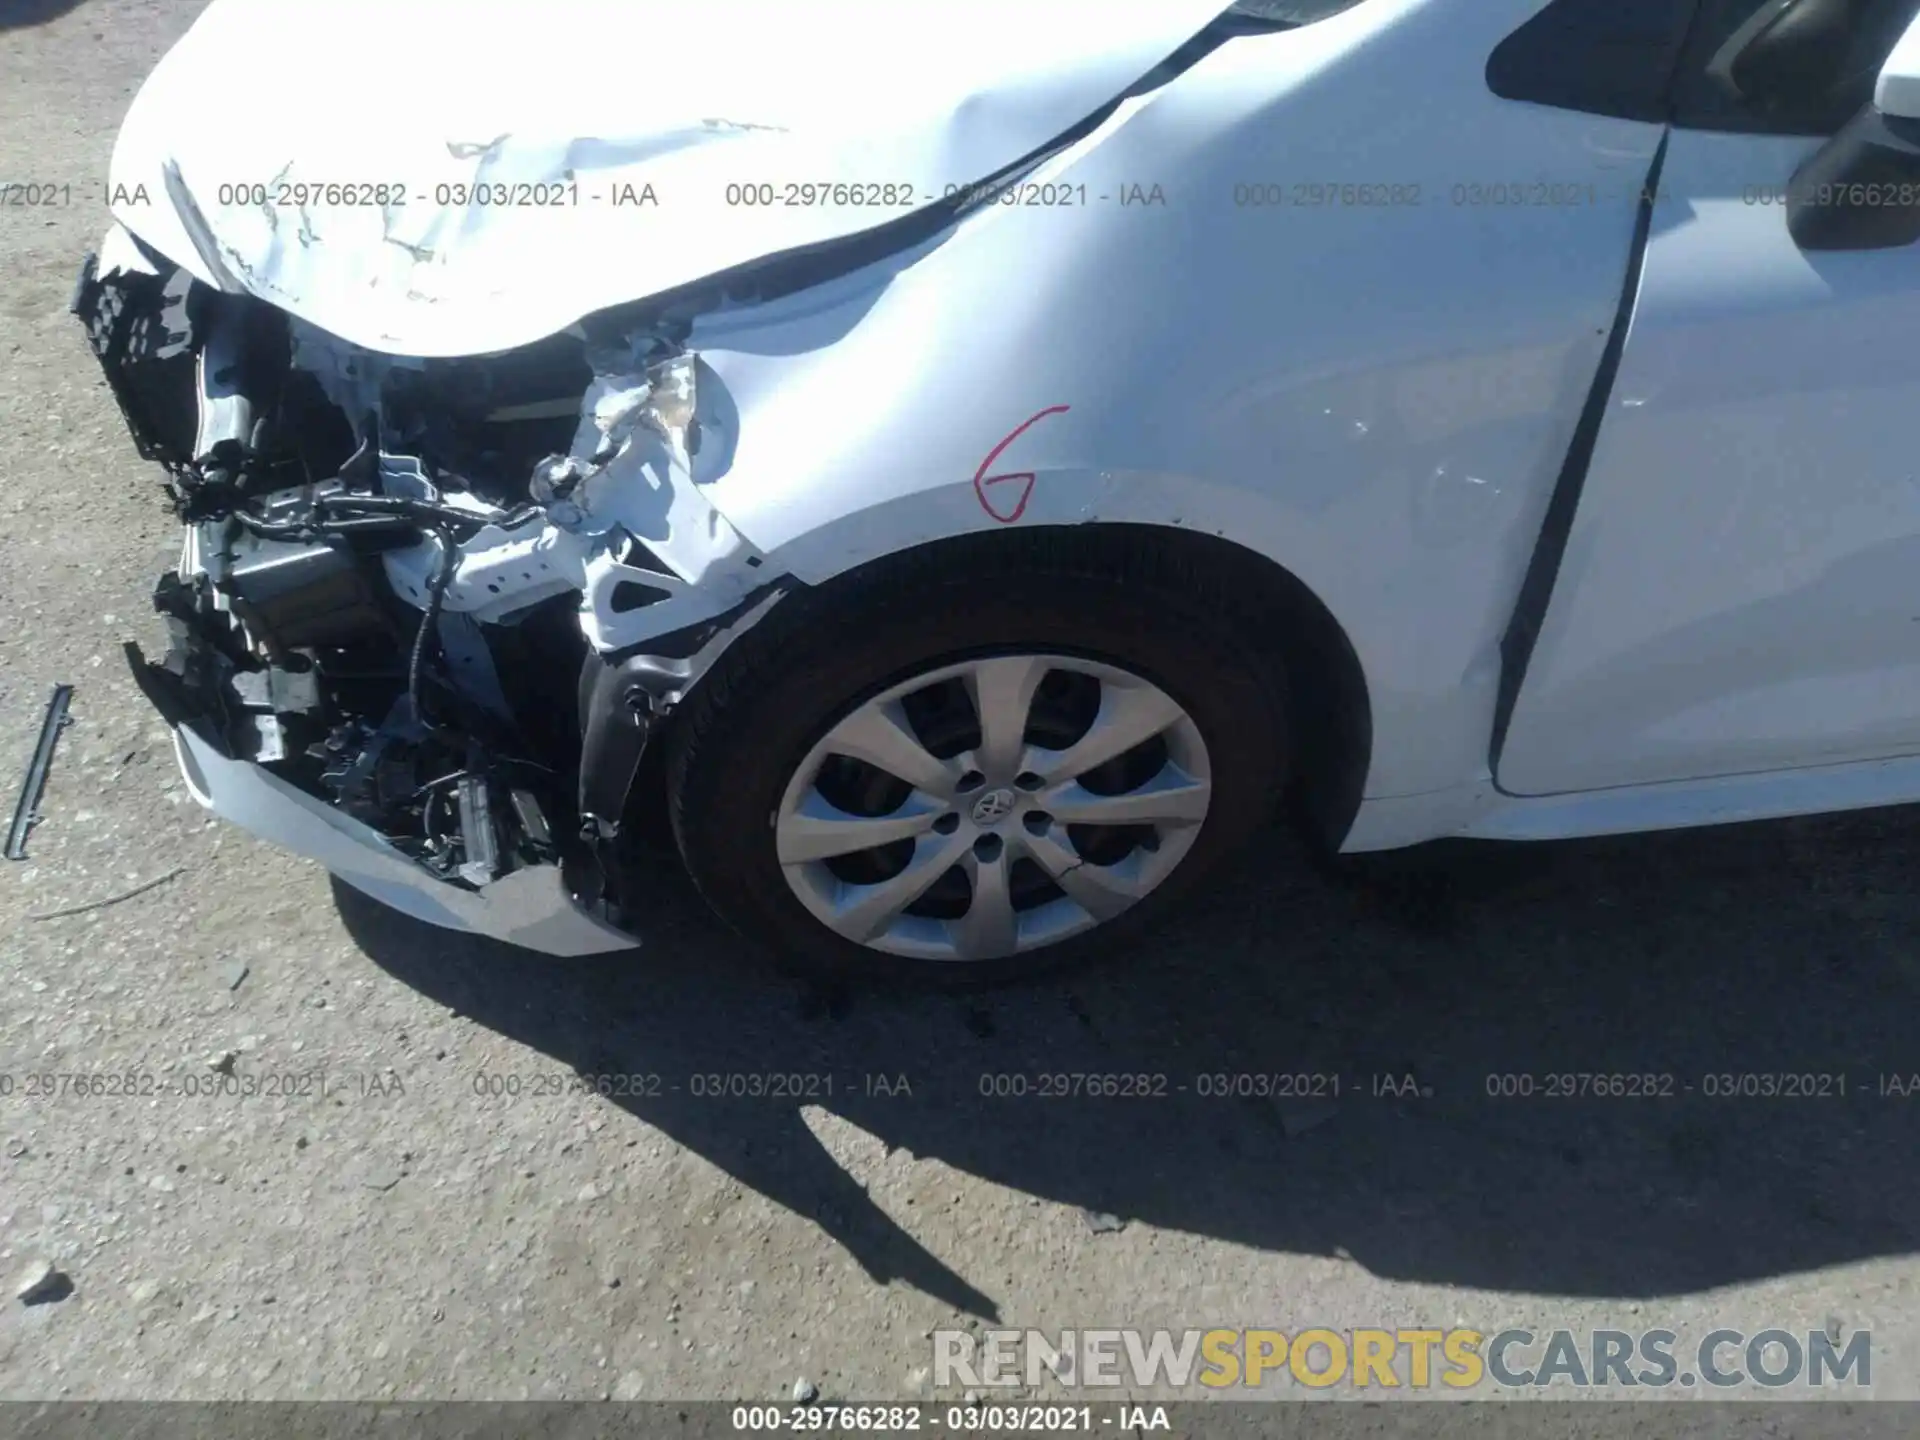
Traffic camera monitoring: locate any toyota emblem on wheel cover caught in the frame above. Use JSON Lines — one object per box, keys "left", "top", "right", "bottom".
{"left": 970, "top": 788, "right": 1018, "bottom": 825}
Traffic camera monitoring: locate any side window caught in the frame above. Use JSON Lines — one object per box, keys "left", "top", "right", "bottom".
{"left": 1486, "top": 0, "right": 1703, "bottom": 123}
{"left": 1671, "top": 0, "right": 1920, "bottom": 134}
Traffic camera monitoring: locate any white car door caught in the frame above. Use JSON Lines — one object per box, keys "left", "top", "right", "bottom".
{"left": 1496, "top": 0, "right": 1920, "bottom": 795}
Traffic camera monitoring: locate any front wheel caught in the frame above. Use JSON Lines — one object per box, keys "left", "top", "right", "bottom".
{"left": 665, "top": 540, "right": 1289, "bottom": 986}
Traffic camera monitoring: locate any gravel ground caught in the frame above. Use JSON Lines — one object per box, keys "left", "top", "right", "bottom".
{"left": 3, "top": 0, "right": 1920, "bottom": 1415}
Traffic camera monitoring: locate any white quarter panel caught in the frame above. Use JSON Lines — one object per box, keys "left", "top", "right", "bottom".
{"left": 1498, "top": 129, "right": 1920, "bottom": 795}
{"left": 690, "top": 0, "right": 1662, "bottom": 800}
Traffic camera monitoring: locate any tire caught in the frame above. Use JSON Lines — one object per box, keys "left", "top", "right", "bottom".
{"left": 664, "top": 532, "right": 1290, "bottom": 988}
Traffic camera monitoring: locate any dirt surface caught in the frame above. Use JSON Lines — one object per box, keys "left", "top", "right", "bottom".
{"left": 3, "top": 0, "right": 1920, "bottom": 1414}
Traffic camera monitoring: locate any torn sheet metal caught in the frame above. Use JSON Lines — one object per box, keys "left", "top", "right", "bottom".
{"left": 369, "top": 344, "right": 769, "bottom": 651}
{"left": 107, "top": 0, "right": 1236, "bottom": 356}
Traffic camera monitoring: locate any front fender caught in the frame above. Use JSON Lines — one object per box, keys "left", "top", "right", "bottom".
{"left": 686, "top": 0, "right": 1658, "bottom": 802}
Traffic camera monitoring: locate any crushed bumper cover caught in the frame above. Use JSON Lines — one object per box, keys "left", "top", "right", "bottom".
{"left": 170, "top": 722, "right": 635, "bottom": 956}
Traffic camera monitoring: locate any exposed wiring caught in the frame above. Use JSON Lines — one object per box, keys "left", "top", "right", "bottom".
{"left": 407, "top": 522, "right": 460, "bottom": 731}
{"left": 313, "top": 493, "right": 544, "bottom": 530}
{"left": 409, "top": 770, "right": 470, "bottom": 802}
{"left": 225, "top": 487, "right": 543, "bottom": 733}
{"left": 229, "top": 492, "right": 542, "bottom": 543}
{"left": 406, "top": 752, "right": 557, "bottom": 805}
{"left": 216, "top": 472, "right": 558, "bottom": 747}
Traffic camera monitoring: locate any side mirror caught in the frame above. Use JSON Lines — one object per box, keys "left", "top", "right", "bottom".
{"left": 1877, "top": 10, "right": 1920, "bottom": 118}
{"left": 1711, "top": 0, "right": 1862, "bottom": 119}
{"left": 1787, "top": 10, "right": 1920, "bottom": 251}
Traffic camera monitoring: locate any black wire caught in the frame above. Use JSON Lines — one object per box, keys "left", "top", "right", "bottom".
{"left": 232, "top": 495, "right": 542, "bottom": 542}
{"left": 407, "top": 522, "right": 459, "bottom": 731}
{"left": 408, "top": 770, "right": 469, "bottom": 802}
{"left": 227, "top": 489, "right": 543, "bottom": 732}
{"left": 230, "top": 511, "right": 315, "bottom": 540}
{"left": 314, "top": 494, "right": 541, "bottom": 530}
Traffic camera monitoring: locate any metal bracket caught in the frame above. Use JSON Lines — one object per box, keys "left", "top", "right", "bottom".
{"left": 6, "top": 685, "right": 75, "bottom": 861}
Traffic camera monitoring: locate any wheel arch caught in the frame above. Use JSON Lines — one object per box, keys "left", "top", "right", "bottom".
{"left": 662, "top": 521, "right": 1373, "bottom": 853}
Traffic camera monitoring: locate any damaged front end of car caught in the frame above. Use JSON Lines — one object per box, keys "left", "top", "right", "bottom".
{"left": 72, "top": 226, "right": 788, "bottom": 952}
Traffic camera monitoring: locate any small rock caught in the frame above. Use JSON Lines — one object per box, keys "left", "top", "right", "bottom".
{"left": 792, "top": 1377, "right": 819, "bottom": 1404}
{"left": 146, "top": 1175, "right": 175, "bottom": 1194}
{"left": 362, "top": 1168, "right": 402, "bottom": 1193}
{"left": 206, "top": 1051, "right": 237, "bottom": 1076}
{"left": 221, "top": 963, "right": 250, "bottom": 993}
{"left": 1826, "top": 1316, "right": 1844, "bottom": 1343}
{"left": 16, "top": 1261, "right": 72, "bottom": 1306}
{"left": 964, "top": 1390, "right": 984, "bottom": 1408}
{"left": 4, "top": 1138, "right": 25, "bottom": 1160}
{"left": 612, "top": 1371, "right": 647, "bottom": 1401}
{"left": 1082, "top": 1209, "right": 1126, "bottom": 1234}
{"left": 605, "top": 1276, "right": 621, "bottom": 1290}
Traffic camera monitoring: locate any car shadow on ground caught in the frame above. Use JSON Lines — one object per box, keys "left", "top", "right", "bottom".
{"left": 337, "top": 803, "right": 1920, "bottom": 1319}
{"left": 0, "top": 0, "right": 88, "bottom": 30}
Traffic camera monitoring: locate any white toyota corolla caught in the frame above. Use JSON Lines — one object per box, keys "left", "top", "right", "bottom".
{"left": 77, "top": 0, "right": 1920, "bottom": 982}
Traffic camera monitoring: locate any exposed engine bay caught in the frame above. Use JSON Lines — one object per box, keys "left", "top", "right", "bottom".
{"left": 73, "top": 229, "right": 788, "bottom": 929}
{"left": 72, "top": 0, "right": 1323, "bottom": 942}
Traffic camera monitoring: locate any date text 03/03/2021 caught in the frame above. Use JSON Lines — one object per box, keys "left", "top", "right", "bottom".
{"left": 728, "top": 1402, "right": 1166, "bottom": 1432}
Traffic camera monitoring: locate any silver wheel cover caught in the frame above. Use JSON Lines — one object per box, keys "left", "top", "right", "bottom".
{"left": 773, "top": 654, "right": 1213, "bottom": 962}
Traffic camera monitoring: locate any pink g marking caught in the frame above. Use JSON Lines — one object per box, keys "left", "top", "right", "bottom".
{"left": 972, "top": 405, "right": 1071, "bottom": 524}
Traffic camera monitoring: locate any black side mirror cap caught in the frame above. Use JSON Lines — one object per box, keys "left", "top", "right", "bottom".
{"left": 1788, "top": 106, "right": 1920, "bottom": 249}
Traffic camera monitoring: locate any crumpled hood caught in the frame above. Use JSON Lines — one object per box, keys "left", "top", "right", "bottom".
{"left": 110, "top": 0, "right": 1232, "bottom": 357}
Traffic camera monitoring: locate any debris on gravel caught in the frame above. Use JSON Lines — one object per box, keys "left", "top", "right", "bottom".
{"left": 17, "top": 1261, "right": 72, "bottom": 1306}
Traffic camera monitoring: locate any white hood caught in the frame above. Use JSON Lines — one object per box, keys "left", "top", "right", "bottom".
{"left": 109, "top": 0, "right": 1232, "bottom": 356}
